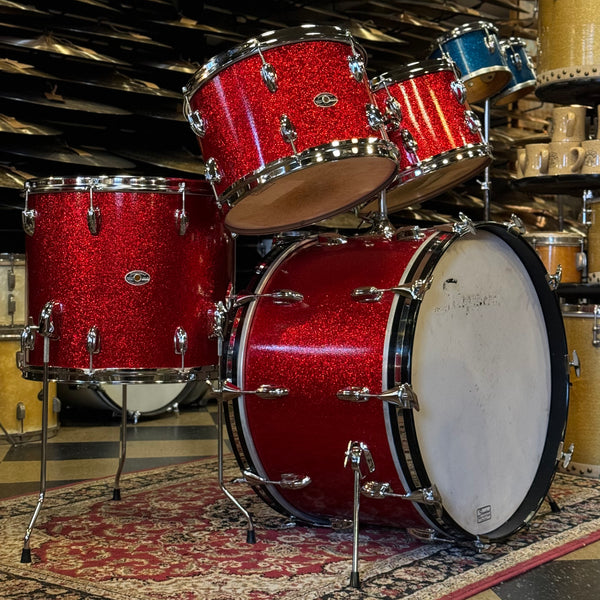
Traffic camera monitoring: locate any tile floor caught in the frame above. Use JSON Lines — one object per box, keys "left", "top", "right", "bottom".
{"left": 1, "top": 385, "right": 599, "bottom": 600}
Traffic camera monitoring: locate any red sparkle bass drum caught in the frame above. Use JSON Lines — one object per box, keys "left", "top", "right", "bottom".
{"left": 183, "top": 24, "right": 398, "bottom": 235}
{"left": 20, "top": 176, "right": 231, "bottom": 384}
{"left": 362, "top": 58, "right": 491, "bottom": 214}
{"left": 226, "top": 222, "right": 569, "bottom": 541}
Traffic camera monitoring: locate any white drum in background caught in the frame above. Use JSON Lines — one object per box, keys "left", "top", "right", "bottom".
{"left": 58, "top": 381, "right": 210, "bottom": 422}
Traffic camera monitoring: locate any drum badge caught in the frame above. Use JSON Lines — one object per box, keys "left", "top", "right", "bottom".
{"left": 125, "top": 270, "right": 151, "bottom": 286}
{"left": 314, "top": 92, "right": 338, "bottom": 107}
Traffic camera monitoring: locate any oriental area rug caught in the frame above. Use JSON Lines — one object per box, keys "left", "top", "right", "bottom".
{"left": 1, "top": 458, "right": 600, "bottom": 600}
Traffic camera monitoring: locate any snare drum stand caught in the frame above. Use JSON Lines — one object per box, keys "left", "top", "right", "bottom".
{"left": 112, "top": 385, "right": 128, "bottom": 501}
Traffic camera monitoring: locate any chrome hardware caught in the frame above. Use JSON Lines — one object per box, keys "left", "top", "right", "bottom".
{"left": 576, "top": 251, "right": 587, "bottom": 272}
{"left": 86, "top": 325, "right": 100, "bottom": 372}
{"left": 257, "top": 47, "right": 278, "bottom": 93}
{"left": 7, "top": 261, "right": 15, "bottom": 291}
{"left": 347, "top": 33, "right": 365, "bottom": 82}
{"left": 22, "top": 184, "right": 36, "bottom": 236}
{"left": 87, "top": 182, "right": 101, "bottom": 236}
{"left": 361, "top": 481, "right": 442, "bottom": 516}
{"left": 7, "top": 294, "right": 15, "bottom": 319}
{"left": 509, "top": 49, "right": 523, "bottom": 70}
{"left": 280, "top": 114, "right": 298, "bottom": 154}
{"left": 21, "top": 324, "right": 36, "bottom": 352}
{"left": 452, "top": 212, "right": 476, "bottom": 237}
{"left": 182, "top": 95, "right": 206, "bottom": 137}
{"left": 39, "top": 301, "right": 61, "bottom": 340}
{"left": 582, "top": 190, "right": 594, "bottom": 226}
{"left": 408, "top": 527, "right": 455, "bottom": 543}
{"left": 337, "top": 383, "right": 419, "bottom": 410}
{"left": 384, "top": 95, "right": 403, "bottom": 129}
{"left": 238, "top": 470, "right": 311, "bottom": 490}
{"left": 234, "top": 289, "right": 304, "bottom": 307}
{"left": 330, "top": 518, "right": 353, "bottom": 530}
{"left": 211, "top": 300, "right": 228, "bottom": 340}
{"left": 557, "top": 441, "right": 575, "bottom": 469}
{"left": 400, "top": 128, "right": 418, "bottom": 154}
{"left": 205, "top": 157, "right": 222, "bottom": 201}
{"left": 352, "top": 275, "right": 433, "bottom": 303}
{"left": 465, "top": 110, "right": 482, "bottom": 134}
{"left": 395, "top": 226, "right": 424, "bottom": 241}
{"left": 484, "top": 27, "right": 496, "bottom": 53}
{"left": 175, "top": 181, "right": 189, "bottom": 236}
{"left": 221, "top": 380, "right": 289, "bottom": 401}
{"left": 450, "top": 79, "right": 467, "bottom": 104}
{"left": 173, "top": 326, "right": 188, "bottom": 369}
{"left": 317, "top": 232, "right": 348, "bottom": 246}
{"left": 506, "top": 214, "right": 526, "bottom": 235}
{"left": 569, "top": 349, "right": 581, "bottom": 376}
{"left": 344, "top": 441, "right": 375, "bottom": 479}
{"left": 546, "top": 265, "right": 562, "bottom": 290}
{"left": 366, "top": 103, "right": 384, "bottom": 131}
{"left": 593, "top": 306, "right": 600, "bottom": 347}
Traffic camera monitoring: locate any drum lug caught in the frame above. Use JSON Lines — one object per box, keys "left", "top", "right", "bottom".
{"left": 22, "top": 208, "right": 37, "bottom": 236}
{"left": 556, "top": 441, "right": 575, "bottom": 469}
{"left": 279, "top": 114, "right": 298, "bottom": 154}
{"left": 546, "top": 265, "right": 562, "bottom": 290}
{"left": 361, "top": 481, "right": 443, "bottom": 517}
{"left": 509, "top": 48, "right": 523, "bottom": 71}
{"left": 182, "top": 94, "right": 206, "bottom": 137}
{"left": 351, "top": 274, "right": 433, "bottom": 302}
{"left": 483, "top": 26, "right": 496, "bottom": 54}
{"left": 86, "top": 325, "right": 100, "bottom": 372}
{"left": 593, "top": 306, "right": 600, "bottom": 347}
{"left": 384, "top": 95, "right": 403, "bottom": 129}
{"left": 365, "top": 103, "right": 385, "bottom": 132}
{"left": 87, "top": 183, "right": 101, "bottom": 236}
{"left": 173, "top": 326, "right": 188, "bottom": 370}
{"left": 39, "top": 301, "right": 62, "bottom": 340}
{"left": 236, "top": 469, "right": 311, "bottom": 490}
{"left": 221, "top": 379, "right": 289, "bottom": 401}
{"left": 569, "top": 349, "right": 581, "bottom": 377}
{"left": 210, "top": 300, "right": 228, "bottom": 339}
{"left": 256, "top": 47, "right": 278, "bottom": 93}
{"left": 506, "top": 214, "right": 526, "bottom": 235}
{"left": 450, "top": 79, "right": 467, "bottom": 104}
{"left": 233, "top": 289, "right": 304, "bottom": 307}
{"left": 175, "top": 181, "right": 189, "bottom": 236}
{"left": 337, "top": 383, "right": 419, "bottom": 411}
{"left": 464, "top": 110, "right": 482, "bottom": 134}
{"left": 452, "top": 212, "right": 477, "bottom": 237}
{"left": 317, "top": 232, "right": 348, "bottom": 246}
{"left": 205, "top": 157, "right": 223, "bottom": 201}
{"left": 347, "top": 33, "right": 365, "bottom": 83}
{"left": 395, "top": 225, "right": 425, "bottom": 241}
{"left": 400, "top": 128, "right": 418, "bottom": 155}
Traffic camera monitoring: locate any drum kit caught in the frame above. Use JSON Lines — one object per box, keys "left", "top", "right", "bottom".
{"left": 7, "top": 20, "right": 573, "bottom": 591}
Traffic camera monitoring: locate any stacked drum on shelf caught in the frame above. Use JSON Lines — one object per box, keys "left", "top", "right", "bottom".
{"left": 529, "top": 0, "right": 600, "bottom": 478}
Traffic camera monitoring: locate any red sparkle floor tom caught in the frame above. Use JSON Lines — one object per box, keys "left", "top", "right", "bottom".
{"left": 20, "top": 176, "right": 231, "bottom": 384}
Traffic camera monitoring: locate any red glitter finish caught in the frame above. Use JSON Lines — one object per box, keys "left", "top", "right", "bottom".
{"left": 189, "top": 39, "right": 383, "bottom": 197}
{"left": 25, "top": 179, "right": 232, "bottom": 378}
{"left": 230, "top": 234, "right": 429, "bottom": 528}
{"left": 373, "top": 67, "right": 484, "bottom": 174}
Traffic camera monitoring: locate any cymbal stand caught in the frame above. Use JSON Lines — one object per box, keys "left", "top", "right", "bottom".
{"left": 367, "top": 190, "right": 395, "bottom": 239}
{"left": 112, "top": 385, "right": 128, "bottom": 501}
{"left": 20, "top": 304, "right": 54, "bottom": 563}
{"left": 215, "top": 235, "right": 256, "bottom": 543}
{"left": 482, "top": 99, "right": 491, "bottom": 222}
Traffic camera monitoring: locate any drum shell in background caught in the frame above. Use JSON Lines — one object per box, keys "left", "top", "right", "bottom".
{"left": 58, "top": 380, "right": 209, "bottom": 420}
{"left": 183, "top": 25, "right": 398, "bottom": 235}
{"left": 0, "top": 330, "right": 58, "bottom": 440}
{"left": 493, "top": 38, "right": 536, "bottom": 106}
{"left": 0, "top": 254, "right": 25, "bottom": 326}
{"left": 23, "top": 177, "right": 232, "bottom": 383}
{"left": 226, "top": 225, "right": 568, "bottom": 539}
{"left": 537, "top": 0, "right": 600, "bottom": 103}
{"left": 430, "top": 21, "right": 511, "bottom": 104}
{"left": 364, "top": 59, "right": 491, "bottom": 213}
{"left": 524, "top": 232, "right": 585, "bottom": 284}
{"left": 561, "top": 305, "right": 600, "bottom": 477}
{"left": 585, "top": 199, "right": 600, "bottom": 282}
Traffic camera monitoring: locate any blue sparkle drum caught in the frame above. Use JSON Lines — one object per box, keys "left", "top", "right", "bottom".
{"left": 430, "top": 21, "right": 511, "bottom": 104}
{"left": 493, "top": 38, "right": 536, "bottom": 106}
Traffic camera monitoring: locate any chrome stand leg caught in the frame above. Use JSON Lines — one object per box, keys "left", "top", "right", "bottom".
{"left": 0, "top": 419, "right": 18, "bottom": 447}
{"left": 547, "top": 492, "right": 561, "bottom": 513}
{"left": 349, "top": 465, "right": 362, "bottom": 589}
{"left": 20, "top": 336, "right": 50, "bottom": 563}
{"left": 112, "top": 384, "right": 127, "bottom": 501}
{"left": 482, "top": 99, "right": 491, "bottom": 222}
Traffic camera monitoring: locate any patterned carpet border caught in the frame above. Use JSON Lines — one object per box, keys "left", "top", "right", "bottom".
{"left": 1, "top": 458, "right": 600, "bottom": 600}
